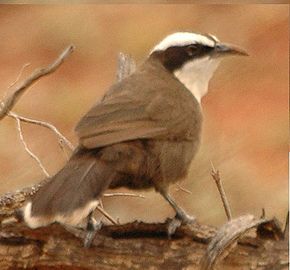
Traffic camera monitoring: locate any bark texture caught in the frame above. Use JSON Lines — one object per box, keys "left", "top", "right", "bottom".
{"left": 0, "top": 217, "right": 288, "bottom": 270}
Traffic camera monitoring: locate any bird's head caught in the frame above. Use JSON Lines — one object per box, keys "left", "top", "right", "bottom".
{"left": 149, "top": 32, "right": 248, "bottom": 102}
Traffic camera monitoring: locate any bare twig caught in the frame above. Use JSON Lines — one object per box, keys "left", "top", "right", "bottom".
{"left": 58, "top": 139, "right": 71, "bottom": 160}
{"left": 210, "top": 161, "right": 232, "bottom": 221}
{"left": 0, "top": 45, "right": 75, "bottom": 121}
{"left": 15, "top": 117, "right": 50, "bottom": 177}
{"left": 95, "top": 193, "right": 146, "bottom": 225}
{"left": 175, "top": 184, "right": 192, "bottom": 195}
{"left": 261, "top": 208, "right": 266, "bottom": 219}
{"left": 95, "top": 204, "right": 118, "bottom": 225}
{"left": 98, "top": 199, "right": 104, "bottom": 209}
{"left": 116, "top": 52, "right": 136, "bottom": 82}
{"left": 284, "top": 211, "right": 289, "bottom": 239}
{"left": 8, "top": 63, "right": 31, "bottom": 89}
{"left": 103, "top": 193, "right": 145, "bottom": 199}
{"left": 8, "top": 111, "right": 74, "bottom": 151}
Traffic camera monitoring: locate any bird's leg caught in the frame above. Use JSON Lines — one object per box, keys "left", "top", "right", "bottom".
{"left": 159, "top": 189, "right": 196, "bottom": 224}
{"left": 83, "top": 211, "right": 102, "bottom": 248}
{"left": 159, "top": 189, "right": 196, "bottom": 236}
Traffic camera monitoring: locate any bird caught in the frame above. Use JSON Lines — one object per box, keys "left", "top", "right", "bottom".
{"left": 21, "top": 32, "right": 247, "bottom": 244}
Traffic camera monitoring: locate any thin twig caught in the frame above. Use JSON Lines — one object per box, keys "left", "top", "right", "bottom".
{"left": 15, "top": 117, "right": 50, "bottom": 177}
{"left": 58, "top": 139, "right": 71, "bottom": 160}
{"left": 261, "top": 208, "right": 266, "bottom": 219}
{"left": 87, "top": 193, "right": 146, "bottom": 227}
{"left": 116, "top": 52, "right": 136, "bottom": 82}
{"left": 210, "top": 161, "right": 232, "bottom": 221}
{"left": 8, "top": 111, "right": 74, "bottom": 151}
{"left": 99, "top": 199, "right": 104, "bottom": 209}
{"left": 0, "top": 45, "right": 75, "bottom": 121}
{"left": 96, "top": 193, "right": 145, "bottom": 224}
{"left": 284, "top": 211, "right": 289, "bottom": 239}
{"left": 8, "top": 63, "right": 31, "bottom": 89}
{"left": 103, "top": 193, "right": 145, "bottom": 199}
{"left": 175, "top": 184, "right": 192, "bottom": 195}
{"left": 95, "top": 204, "right": 118, "bottom": 225}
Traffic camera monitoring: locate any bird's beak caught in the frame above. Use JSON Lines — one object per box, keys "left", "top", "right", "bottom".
{"left": 214, "top": 43, "right": 249, "bottom": 57}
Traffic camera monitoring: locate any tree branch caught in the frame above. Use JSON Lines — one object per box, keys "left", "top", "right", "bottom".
{"left": 116, "top": 52, "right": 136, "bottom": 82}
{"left": 8, "top": 62, "right": 31, "bottom": 89}
{"left": 0, "top": 45, "right": 75, "bottom": 121}
{"left": 15, "top": 117, "right": 50, "bottom": 177}
{"left": 8, "top": 111, "right": 74, "bottom": 151}
{"left": 210, "top": 161, "right": 232, "bottom": 221}
{"left": 0, "top": 219, "right": 287, "bottom": 270}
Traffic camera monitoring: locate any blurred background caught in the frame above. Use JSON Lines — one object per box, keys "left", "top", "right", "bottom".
{"left": 0, "top": 4, "right": 288, "bottom": 226}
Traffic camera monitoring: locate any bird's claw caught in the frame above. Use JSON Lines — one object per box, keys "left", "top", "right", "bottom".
{"left": 176, "top": 212, "right": 196, "bottom": 225}
{"left": 167, "top": 213, "right": 196, "bottom": 237}
{"left": 83, "top": 219, "right": 102, "bottom": 248}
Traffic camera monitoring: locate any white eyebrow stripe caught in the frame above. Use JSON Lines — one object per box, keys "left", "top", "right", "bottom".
{"left": 205, "top": 33, "right": 219, "bottom": 43}
{"left": 150, "top": 32, "right": 216, "bottom": 54}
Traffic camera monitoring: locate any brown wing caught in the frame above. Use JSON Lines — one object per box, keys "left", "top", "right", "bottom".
{"left": 75, "top": 89, "right": 172, "bottom": 149}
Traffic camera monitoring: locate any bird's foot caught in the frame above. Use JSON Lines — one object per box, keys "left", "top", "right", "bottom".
{"left": 176, "top": 212, "right": 196, "bottom": 225}
{"left": 167, "top": 212, "right": 196, "bottom": 237}
{"left": 83, "top": 218, "right": 102, "bottom": 248}
{"left": 167, "top": 217, "right": 182, "bottom": 236}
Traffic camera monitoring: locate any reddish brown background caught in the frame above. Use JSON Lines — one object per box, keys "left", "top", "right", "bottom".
{"left": 0, "top": 4, "right": 288, "bottom": 226}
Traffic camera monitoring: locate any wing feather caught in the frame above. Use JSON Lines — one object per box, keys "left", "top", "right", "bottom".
{"left": 75, "top": 92, "right": 169, "bottom": 148}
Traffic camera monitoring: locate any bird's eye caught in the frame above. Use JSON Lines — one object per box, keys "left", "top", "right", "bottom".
{"left": 186, "top": 45, "right": 198, "bottom": 56}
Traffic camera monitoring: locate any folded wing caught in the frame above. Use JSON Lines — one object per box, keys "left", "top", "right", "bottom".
{"left": 75, "top": 90, "right": 172, "bottom": 149}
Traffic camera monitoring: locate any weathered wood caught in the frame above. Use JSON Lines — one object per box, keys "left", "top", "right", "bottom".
{"left": 0, "top": 218, "right": 288, "bottom": 270}
{"left": 0, "top": 45, "right": 75, "bottom": 121}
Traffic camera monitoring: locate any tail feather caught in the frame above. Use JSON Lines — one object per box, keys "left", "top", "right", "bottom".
{"left": 23, "top": 152, "right": 116, "bottom": 228}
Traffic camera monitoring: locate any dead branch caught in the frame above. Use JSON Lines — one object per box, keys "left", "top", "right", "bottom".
{"left": 8, "top": 111, "right": 74, "bottom": 151}
{"left": 94, "top": 192, "right": 146, "bottom": 225}
{"left": 103, "top": 193, "right": 145, "bottom": 199}
{"left": 201, "top": 215, "right": 265, "bottom": 269}
{"left": 175, "top": 183, "right": 192, "bottom": 195}
{"left": 95, "top": 203, "right": 118, "bottom": 225}
{"left": 8, "top": 63, "right": 31, "bottom": 89}
{"left": 116, "top": 52, "right": 136, "bottom": 82}
{"left": 0, "top": 218, "right": 288, "bottom": 270}
{"left": 210, "top": 161, "right": 232, "bottom": 221}
{"left": 15, "top": 117, "right": 50, "bottom": 177}
{"left": 284, "top": 211, "right": 289, "bottom": 239}
{"left": 0, "top": 45, "right": 74, "bottom": 121}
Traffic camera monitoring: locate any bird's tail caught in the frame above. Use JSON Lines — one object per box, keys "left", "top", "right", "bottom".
{"left": 22, "top": 149, "right": 116, "bottom": 228}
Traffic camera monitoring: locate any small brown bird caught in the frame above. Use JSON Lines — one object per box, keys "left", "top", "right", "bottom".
{"left": 22, "top": 32, "right": 247, "bottom": 241}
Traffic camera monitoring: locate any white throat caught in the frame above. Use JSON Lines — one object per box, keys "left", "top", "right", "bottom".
{"left": 174, "top": 57, "right": 221, "bottom": 103}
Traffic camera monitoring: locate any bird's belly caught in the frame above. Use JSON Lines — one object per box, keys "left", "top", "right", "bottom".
{"left": 155, "top": 139, "right": 199, "bottom": 184}
{"left": 105, "top": 137, "right": 200, "bottom": 190}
